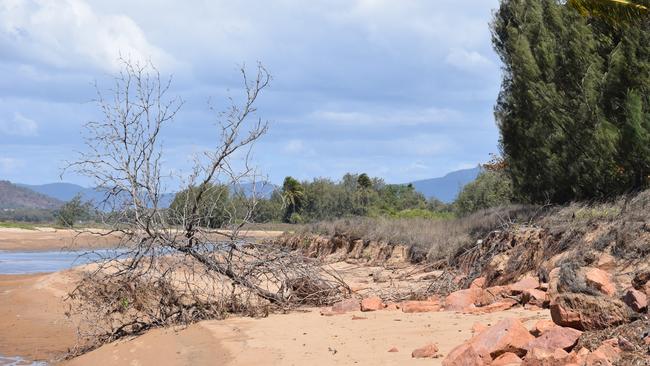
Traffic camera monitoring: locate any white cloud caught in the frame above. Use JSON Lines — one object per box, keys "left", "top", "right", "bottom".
{"left": 0, "top": 0, "right": 173, "bottom": 72}
{"left": 0, "top": 112, "right": 38, "bottom": 136}
{"left": 445, "top": 48, "right": 494, "bottom": 72}
{"left": 310, "top": 107, "right": 461, "bottom": 126}
{"left": 283, "top": 139, "right": 305, "bottom": 154}
{"left": 0, "top": 157, "right": 22, "bottom": 172}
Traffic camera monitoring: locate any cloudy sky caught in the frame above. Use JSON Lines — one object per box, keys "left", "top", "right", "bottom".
{"left": 0, "top": 0, "right": 502, "bottom": 187}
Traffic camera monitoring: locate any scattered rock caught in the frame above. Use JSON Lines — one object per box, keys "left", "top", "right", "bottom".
{"left": 622, "top": 288, "right": 647, "bottom": 313}
{"left": 442, "top": 342, "right": 488, "bottom": 366}
{"left": 331, "top": 299, "right": 361, "bottom": 313}
{"left": 401, "top": 300, "right": 441, "bottom": 313}
{"left": 492, "top": 352, "right": 523, "bottom": 365}
{"left": 583, "top": 267, "right": 617, "bottom": 297}
{"left": 595, "top": 253, "right": 616, "bottom": 271}
{"left": 522, "top": 347, "right": 569, "bottom": 366}
{"left": 471, "top": 277, "right": 487, "bottom": 289}
{"left": 522, "top": 289, "right": 549, "bottom": 308}
{"left": 525, "top": 326, "right": 582, "bottom": 352}
{"left": 351, "top": 315, "right": 367, "bottom": 320}
{"left": 320, "top": 309, "right": 343, "bottom": 316}
{"left": 445, "top": 288, "right": 484, "bottom": 311}
{"left": 466, "top": 298, "right": 518, "bottom": 314}
{"left": 550, "top": 293, "right": 630, "bottom": 330}
{"left": 469, "top": 318, "right": 535, "bottom": 358}
{"left": 510, "top": 275, "right": 540, "bottom": 294}
{"left": 411, "top": 342, "right": 439, "bottom": 359}
{"left": 361, "top": 297, "right": 385, "bottom": 312}
{"left": 387, "top": 347, "right": 399, "bottom": 353}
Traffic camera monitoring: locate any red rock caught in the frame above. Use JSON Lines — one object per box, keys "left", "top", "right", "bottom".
{"left": 469, "top": 318, "right": 535, "bottom": 358}
{"left": 510, "top": 275, "right": 540, "bottom": 294}
{"left": 644, "top": 336, "right": 650, "bottom": 346}
{"left": 387, "top": 347, "right": 399, "bottom": 353}
{"left": 411, "top": 342, "right": 439, "bottom": 359}
{"left": 331, "top": 299, "right": 360, "bottom": 313}
{"left": 550, "top": 293, "right": 630, "bottom": 330}
{"left": 585, "top": 343, "right": 621, "bottom": 365}
{"left": 566, "top": 347, "right": 590, "bottom": 365}
{"left": 632, "top": 270, "right": 650, "bottom": 290}
{"left": 523, "top": 347, "right": 570, "bottom": 366}
{"left": 361, "top": 297, "right": 385, "bottom": 312}
{"left": 472, "top": 322, "right": 488, "bottom": 334}
{"left": 622, "top": 288, "right": 647, "bottom": 312}
{"left": 584, "top": 267, "right": 617, "bottom": 297}
{"left": 547, "top": 268, "right": 561, "bottom": 302}
{"left": 522, "top": 289, "right": 549, "bottom": 308}
{"left": 531, "top": 320, "right": 557, "bottom": 336}
{"left": 401, "top": 300, "right": 441, "bottom": 313}
{"left": 525, "top": 326, "right": 583, "bottom": 352}
{"left": 351, "top": 315, "right": 367, "bottom": 320}
{"left": 445, "top": 287, "right": 484, "bottom": 311}
{"left": 466, "top": 298, "right": 518, "bottom": 314}
{"left": 595, "top": 253, "right": 616, "bottom": 271}
{"left": 442, "top": 343, "right": 488, "bottom": 366}
{"left": 492, "top": 352, "right": 523, "bottom": 365}
{"left": 471, "top": 277, "right": 487, "bottom": 289}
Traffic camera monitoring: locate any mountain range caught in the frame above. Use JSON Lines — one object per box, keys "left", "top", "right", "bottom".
{"left": 2, "top": 167, "right": 481, "bottom": 210}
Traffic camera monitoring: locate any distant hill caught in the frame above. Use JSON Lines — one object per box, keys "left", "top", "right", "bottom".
{"left": 19, "top": 181, "right": 277, "bottom": 209}
{"left": 410, "top": 166, "right": 481, "bottom": 203}
{"left": 0, "top": 181, "right": 63, "bottom": 210}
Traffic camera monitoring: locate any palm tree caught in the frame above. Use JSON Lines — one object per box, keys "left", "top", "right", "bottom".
{"left": 281, "top": 176, "right": 304, "bottom": 221}
{"left": 568, "top": 0, "right": 649, "bottom": 24}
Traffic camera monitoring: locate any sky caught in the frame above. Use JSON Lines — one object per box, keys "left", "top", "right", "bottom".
{"left": 0, "top": 0, "right": 503, "bottom": 187}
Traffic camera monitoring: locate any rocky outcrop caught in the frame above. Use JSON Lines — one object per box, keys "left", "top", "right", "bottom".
{"left": 550, "top": 293, "right": 631, "bottom": 331}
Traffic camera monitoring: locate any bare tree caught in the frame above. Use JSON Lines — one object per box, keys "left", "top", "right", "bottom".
{"left": 63, "top": 59, "right": 347, "bottom": 352}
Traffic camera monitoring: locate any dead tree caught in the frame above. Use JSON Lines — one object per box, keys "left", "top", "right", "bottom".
{"left": 63, "top": 59, "right": 347, "bottom": 351}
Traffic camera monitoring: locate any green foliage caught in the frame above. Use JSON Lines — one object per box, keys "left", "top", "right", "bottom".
{"left": 454, "top": 171, "right": 514, "bottom": 216}
{"left": 568, "top": 0, "right": 650, "bottom": 25}
{"left": 281, "top": 176, "right": 305, "bottom": 223}
{"left": 0, "top": 221, "right": 36, "bottom": 230}
{"left": 169, "top": 184, "right": 231, "bottom": 228}
{"left": 492, "top": 0, "right": 650, "bottom": 203}
{"left": 357, "top": 173, "right": 372, "bottom": 189}
{"left": 56, "top": 194, "right": 92, "bottom": 228}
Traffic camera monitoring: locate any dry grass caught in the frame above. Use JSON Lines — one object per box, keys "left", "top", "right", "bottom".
{"left": 301, "top": 204, "right": 542, "bottom": 263}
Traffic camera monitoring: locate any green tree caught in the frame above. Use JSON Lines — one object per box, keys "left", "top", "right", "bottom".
{"left": 169, "top": 183, "right": 230, "bottom": 228}
{"left": 568, "top": 0, "right": 649, "bottom": 24}
{"left": 454, "top": 171, "right": 513, "bottom": 216}
{"left": 357, "top": 173, "right": 372, "bottom": 189}
{"left": 57, "top": 194, "right": 92, "bottom": 228}
{"left": 492, "top": 0, "right": 650, "bottom": 203}
{"left": 281, "top": 176, "right": 305, "bottom": 222}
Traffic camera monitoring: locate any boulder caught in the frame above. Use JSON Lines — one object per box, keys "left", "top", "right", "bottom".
{"left": 361, "top": 297, "right": 385, "bottom": 312}
{"left": 524, "top": 326, "right": 582, "bottom": 352}
{"left": 401, "top": 300, "right": 442, "bottom": 313}
{"left": 442, "top": 343, "right": 488, "bottom": 366}
{"left": 387, "top": 347, "right": 399, "bottom": 353}
{"left": 550, "top": 293, "right": 630, "bottom": 330}
{"left": 471, "top": 277, "right": 487, "bottom": 289}
{"left": 482, "top": 286, "right": 513, "bottom": 304}
{"left": 472, "top": 322, "right": 488, "bottom": 334}
{"left": 492, "top": 352, "right": 523, "bottom": 366}
{"left": 411, "top": 342, "right": 439, "bottom": 359}
{"left": 584, "top": 342, "right": 621, "bottom": 365}
{"left": 583, "top": 267, "right": 617, "bottom": 297}
{"left": 331, "top": 299, "right": 361, "bottom": 313}
{"left": 622, "top": 288, "right": 647, "bottom": 312}
{"left": 595, "top": 253, "right": 617, "bottom": 271}
{"left": 531, "top": 320, "right": 557, "bottom": 337}
{"left": 510, "top": 275, "right": 540, "bottom": 294}
{"left": 469, "top": 318, "right": 535, "bottom": 358}
{"left": 522, "top": 347, "right": 570, "bottom": 366}
{"left": 547, "top": 268, "right": 561, "bottom": 302}
{"left": 522, "top": 289, "right": 549, "bottom": 308}
{"left": 445, "top": 287, "right": 484, "bottom": 311}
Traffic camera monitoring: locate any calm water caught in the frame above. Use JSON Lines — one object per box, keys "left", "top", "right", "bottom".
{"left": 0, "top": 249, "right": 120, "bottom": 275}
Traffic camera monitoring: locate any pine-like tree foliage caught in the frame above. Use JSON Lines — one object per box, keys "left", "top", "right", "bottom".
{"left": 568, "top": 0, "right": 650, "bottom": 25}
{"left": 493, "top": 0, "right": 650, "bottom": 203}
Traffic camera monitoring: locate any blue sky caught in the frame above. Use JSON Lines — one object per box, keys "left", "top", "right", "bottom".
{"left": 0, "top": 0, "right": 502, "bottom": 187}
